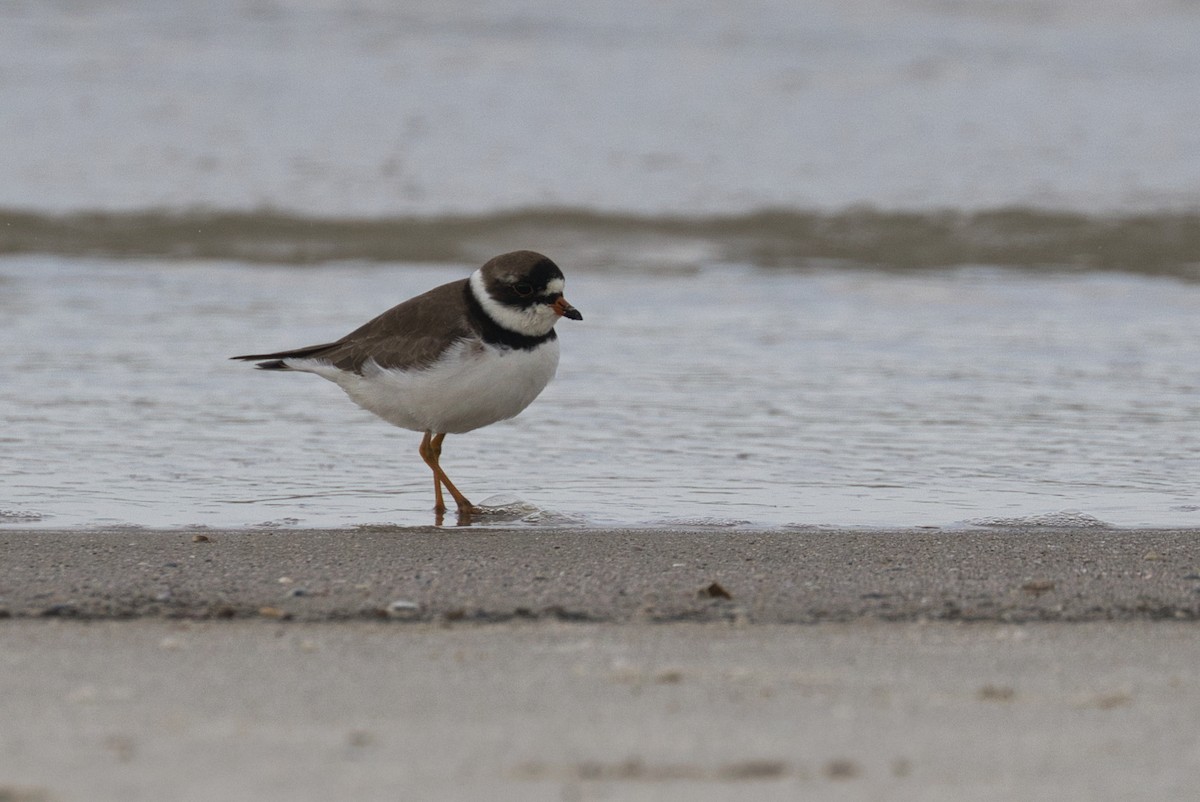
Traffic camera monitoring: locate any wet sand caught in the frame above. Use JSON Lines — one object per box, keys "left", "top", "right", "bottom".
{"left": 3, "top": 527, "right": 1200, "bottom": 801}
{"left": 2, "top": 526, "right": 1198, "bottom": 622}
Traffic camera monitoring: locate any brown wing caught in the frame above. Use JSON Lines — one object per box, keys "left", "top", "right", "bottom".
{"left": 231, "top": 278, "right": 475, "bottom": 373}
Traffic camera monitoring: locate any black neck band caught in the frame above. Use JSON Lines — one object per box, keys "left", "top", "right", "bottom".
{"left": 463, "top": 283, "right": 557, "bottom": 350}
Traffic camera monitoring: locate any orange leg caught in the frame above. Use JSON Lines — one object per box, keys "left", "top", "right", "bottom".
{"left": 418, "top": 431, "right": 445, "bottom": 512}
{"left": 418, "top": 431, "right": 474, "bottom": 518}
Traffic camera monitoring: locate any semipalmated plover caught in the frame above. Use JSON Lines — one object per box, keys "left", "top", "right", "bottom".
{"left": 232, "top": 250, "right": 581, "bottom": 522}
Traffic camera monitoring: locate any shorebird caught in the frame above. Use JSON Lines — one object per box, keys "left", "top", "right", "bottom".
{"left": 232, "top": 250, "right": 581, "bottom": 522}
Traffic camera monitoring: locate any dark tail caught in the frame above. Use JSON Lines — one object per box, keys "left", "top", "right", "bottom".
{"left": 230, "top": 342, "right": 338, "bottom": 370}
{"left": 229, "top": 354, "right": 292, "bottom": 370}
{"left": 246, "top": 358, "right": 290, "bottom": 370}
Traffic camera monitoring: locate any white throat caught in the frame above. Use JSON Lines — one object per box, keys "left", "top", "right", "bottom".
{"left": 469, "top": 269, "right": 560, "bottom": 338}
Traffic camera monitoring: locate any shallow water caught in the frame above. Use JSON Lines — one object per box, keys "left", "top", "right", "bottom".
{"left": 3, "top": 255, "right": 1197, "bottom": 529}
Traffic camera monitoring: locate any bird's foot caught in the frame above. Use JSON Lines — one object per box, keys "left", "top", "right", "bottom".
{"left": 432, "top": 502, "right": 479, "bottom": 527}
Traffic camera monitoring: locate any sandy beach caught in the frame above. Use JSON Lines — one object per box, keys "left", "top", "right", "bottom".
{"left": 2, "top": 526, "right": 1197, "bottom": 623}
{"left": 3, "top": 526, "right": 1200, "bottom": 801}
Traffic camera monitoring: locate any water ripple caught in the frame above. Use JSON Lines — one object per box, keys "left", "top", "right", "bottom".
{"left": 2, "top": 256, "right": 1199, "bottom": 529}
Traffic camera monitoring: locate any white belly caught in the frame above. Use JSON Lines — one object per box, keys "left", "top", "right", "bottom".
{"left": 304, "top": 339, "right": 560, "bottom": 434}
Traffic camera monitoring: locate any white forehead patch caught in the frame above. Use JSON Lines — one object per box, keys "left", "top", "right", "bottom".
{"left": 542, "top": 277, "right": 565, "bottom": 296}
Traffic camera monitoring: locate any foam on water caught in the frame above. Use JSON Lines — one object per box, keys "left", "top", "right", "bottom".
{"left": 961, "top": 511, "right": 1114, "bottom": 529}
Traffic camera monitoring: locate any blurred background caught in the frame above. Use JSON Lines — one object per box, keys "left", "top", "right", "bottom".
{"left": 2, "top": 0, "right": 1199, "bottom": 529}
{"left": 4, "top": 0, "right": 1199, "bottom": 215}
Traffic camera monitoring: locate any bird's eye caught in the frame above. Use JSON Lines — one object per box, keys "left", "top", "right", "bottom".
{"left": 513, "top": 282, "right": 534, "bottom": 297}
